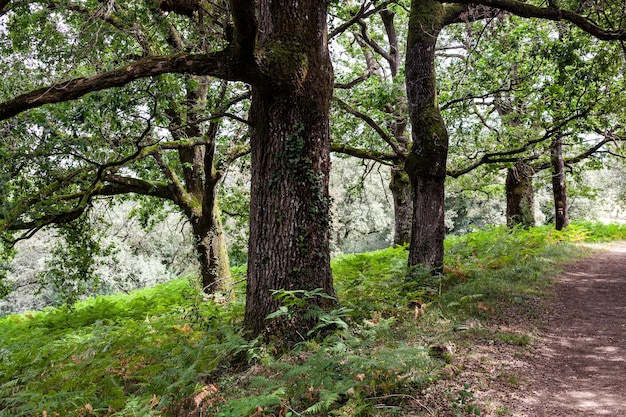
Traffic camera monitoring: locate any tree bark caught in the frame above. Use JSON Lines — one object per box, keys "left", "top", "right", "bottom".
{"left": 390, "top": 165, "right": 413, "bottom": 246}
{"left": 405, "top": 0, "right": 449, "bottom": 270}
{"left": 190, "top": 203, "right": 232, "bottom": 296}
{"left": 506, "top": 161, "right": 535, "bottom": 228}
{"left": 244, "top": 1, "right": 336, "bottom": 342}
{"left": 550, "top": 134, "right": 569, "bottom": 230}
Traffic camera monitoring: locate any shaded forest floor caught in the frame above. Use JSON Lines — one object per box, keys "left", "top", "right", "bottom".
{"left": 437, "top": 242, "right": 626, "bottom": 416}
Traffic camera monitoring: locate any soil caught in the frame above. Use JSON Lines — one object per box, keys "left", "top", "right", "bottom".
{"left": 510, "top": 242, "right": 626, "bottom": 416}
{"left": 423, "top": 242, "right": 626, "bottom": 416}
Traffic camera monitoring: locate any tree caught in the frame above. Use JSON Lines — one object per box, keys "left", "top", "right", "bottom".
{"left": 243, "top": 2, "right": 336, "bottom": 340}
{"left": 404, "top": 0, "right": 457, "bottom": 269}
{"left": 506, "top": 161, "right": 536, "bottom": 228}
{"left": 441, "top": 14, "right": 625, "bottom": 230}
{"left": 404, "top": 0, "right": 626, "bottom": 269}
{"left": 550, "top": 133, "right": 569, "bottom": 229}
{"left": 0, "top": 0, "right": 336, "bottom": 341}
{"left": 331, "top": 3, "right": 413, "bottom": 246}
{"left": 0, "top": 2, "right": 250, "bottom": 295}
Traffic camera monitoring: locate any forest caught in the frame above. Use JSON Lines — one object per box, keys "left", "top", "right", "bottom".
{"left": 1, "top": 0, "right": 626, "bottom": 415}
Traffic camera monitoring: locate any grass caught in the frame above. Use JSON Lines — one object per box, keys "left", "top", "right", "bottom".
{"left": 1, "top": 220, "right": 625, "bottom": 416}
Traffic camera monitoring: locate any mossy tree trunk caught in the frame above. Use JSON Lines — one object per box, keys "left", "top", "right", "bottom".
{"left": 190, "top": 201, "right": 232, "bottom": 296}
{"left": 390, "top": 166, "right": 413, "bottom": 246}
{"left": 550, "top": 134, "right": 569, "bottom": 230}
{"left": 404, "top": 0, "right": 450, "bottom": 270}
{"left": 381, "top": 9, "right": 413, "bottom": 247}
{"left": 506, "top": 161, "right": 536, "bottom": 228}
{"left": 164, "top": 77, "right": 232, "bottom": 295}
{"left": 244, "top": 0, "right": 336, "bottom": 341}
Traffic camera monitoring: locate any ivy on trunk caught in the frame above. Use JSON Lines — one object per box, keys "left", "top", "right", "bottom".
{"left": 243, "top": 1, "right": 336, "bottom": 341}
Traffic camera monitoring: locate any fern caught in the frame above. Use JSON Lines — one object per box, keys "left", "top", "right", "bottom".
{"left": 303, "top": 389, "right": 341, "bottom": 415}
{"left": 214, "top": 388, "right": 286, "bottom": 417}
{"left": 2, "top": 221, "right": 623, "bottom": 416}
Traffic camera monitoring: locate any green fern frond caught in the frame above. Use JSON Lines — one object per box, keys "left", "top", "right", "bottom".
{"left": 303, "top": 389, "right": 341, "bottom": 415}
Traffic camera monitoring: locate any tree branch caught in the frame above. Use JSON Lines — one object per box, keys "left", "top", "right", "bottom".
{"left": 440, "top": 86, "right": 518, "bottom": 110}
{"left": 357, "top": 19, "right": 394, "bottom": 67}
{"left": 534, "top": 130, "right": 626, "bottom": 170}
{"left": 0, "top": 168, "right": 91, "bottom": 232}
{"left": 223, "top": 142, "right": 251, "bottom": 167}
{"left": 331, "top": 143, "right": 398, "bottom": 165}
{"left": 151, "top": 152, "right": 191, "bottom": 210}
{"left": 329, "top": 0, "right": 396, "bottom": 39}
{"left": 447, "top": 0, "right": 626, "bottom": 40}
{"left": 9, "top": 207, "right": 87, "bottom": 237}
{"left": 334, "top": 72, "right": 374, "bottom": 90}
{"left": 447, "top": 109, "right": 591, "bottom": 177}
{"left": 443, "top": 4, "right": 502, "bottom": 25}
{"left": 379, "top": 8, "right": 400, "bottom": 75}
{"left": 0, "top": 0, "right": 10, "bottom": 16}
{"left": 63, "top": 2, "right": 130, "bottom": 34}
{"left": 229, "top": 0, "right": 258, "bottom": 56}
{"left": 0, "top": 50, "right": 244, "bottom": 121}
{"left": 332, "top": 97, "right": 404, "bottom": 156}
{"left": 99, "top": 175, "right": 173, "bottom": 199}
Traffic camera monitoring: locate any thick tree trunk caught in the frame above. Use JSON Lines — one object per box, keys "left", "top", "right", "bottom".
{"left": 550, "top": 134, "right": 569, "bottom": 230}
{"left": 407, "top": 174, "right": 446, "bottom": 268}
{"left": 506, "top": 161, "right": 535, "bottom": 228}
{"left": 405, "top": 0, "right": 449, "bottom": 270}
{"left": 244, "top": 1, "right": 335, "bottom": 342}
{"left": 390, "top": 165, "right": 413, "bottom": 246}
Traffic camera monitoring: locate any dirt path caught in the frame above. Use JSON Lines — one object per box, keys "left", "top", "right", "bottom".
{"left": 510, "top": 243, "right": 626, "bottom": 416}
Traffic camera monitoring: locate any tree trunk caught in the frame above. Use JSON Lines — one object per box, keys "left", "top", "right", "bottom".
{"left": 390, "top": 165, "right": 413, "bottom": 246}
{"left": 191, "top": 204, "right": 232, "bottom": 296}
{"left": 244, "top": 1, "right": 336, "bottom": 342}
{"left": 164, "top": 76, "right": 233, "bottom": 296}
{"left": 381, "top": 9, "right": 413, "bottom": 247}
{"left": 506, "top": 161, "right": 535, "bottom": 228}
{"left": 407, "top": 174, "right": 446, "bottom": 268}
{"left": 551, "top": 25, "right": 569, "bottom": 231}
{"left": 550, "top": 134, "right": 569, "bottom": 230}
{"left": 405, "top": 0, "right": 449, "bottom": 270}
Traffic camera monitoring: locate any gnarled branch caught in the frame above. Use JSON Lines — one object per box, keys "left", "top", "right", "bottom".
{"left": 0, "top": 51, "right": 244, "bottom": 121}
{"left": 447, "top": 108, "right": 591, "bottom": 177}
{"left": 332, "top": 97, "right": 404, "bottom": 157}
{"left": 448, "top": 0, "right": 626, "bottom": 40}
{"left": 331, "top": 143, "right": 398, "bottom": 165}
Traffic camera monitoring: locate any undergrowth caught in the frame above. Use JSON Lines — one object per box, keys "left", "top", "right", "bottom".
{"left": 0, "top": 220, "right": 623, "bottom": 416}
